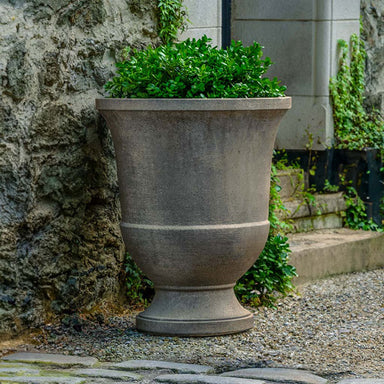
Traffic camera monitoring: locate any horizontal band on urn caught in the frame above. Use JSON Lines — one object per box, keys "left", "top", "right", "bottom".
{"left": 96, "top": 97, "right": 291, "bottom": 111}
{"left": 137, "top": 313, "right": 253, "bottom": 323}
{"left": 155, "top": 284, "right": 235, "bottom": 291}
{"left": 121, "top": 220, "right": 270, "bottom": 231}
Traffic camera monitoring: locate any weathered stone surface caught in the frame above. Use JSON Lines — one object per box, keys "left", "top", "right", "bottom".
{"left": 361, "top": 0, "right": 384, "bottom": 116}
{"left": 2, "top": 352, "right": 98, "bottom": 367}
{"left": 0, "top": 377, "right": 85, "bottom": 384}
{"left": 338, "top": 380, "right": 384, "bottom": 384}
{"left": 276, "top": 169, "right": 304, "bottom": 199}
{"left": 222, "top": 368, "right": 327, "bottom": 384}
{"left": 0, "top": 366, "right": 40, "bottom": 375}
{"left": 74, "top": 368, "right": 141, "bottom": 380}
{"left": 156, "top": 374, "right": 265, "bottom": 384}
{"left": 0, "top": 0, "right": 158, "bottom": 338}
{"left": 112, "top": 360, "right": 214, "bottom": 374}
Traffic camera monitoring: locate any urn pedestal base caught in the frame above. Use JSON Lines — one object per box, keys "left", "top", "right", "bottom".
{"left": 136, "top": 285, "right": 254, "bottom": 336}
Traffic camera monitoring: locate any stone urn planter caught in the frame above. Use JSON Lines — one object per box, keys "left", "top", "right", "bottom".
{"left": 96, "top": 97, "right": 291, "bottom": 336}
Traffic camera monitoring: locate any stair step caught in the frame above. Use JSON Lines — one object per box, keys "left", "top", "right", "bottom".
{"left": 276, "top": 169, "right": 304, "bottom": 199}
{"left": 278, "top": 192, "right": 346, "bottom": 232}
{"left": 288, "top": 228, "right": 384, "bottom": 285}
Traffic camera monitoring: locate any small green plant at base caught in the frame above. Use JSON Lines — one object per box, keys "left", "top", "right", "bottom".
{"left": 343, "top": 186, "right": 382, "bottom": 231}
{"left": 125, "top": 253, "right": 154, "bottom": 307}
{"left": 105, "top": 36, "right": 286, "bottom": 99}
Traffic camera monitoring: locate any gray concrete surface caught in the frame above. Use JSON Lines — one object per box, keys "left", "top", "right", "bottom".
{"left": 289, "top": 228, "right": 384, "bottom": 284}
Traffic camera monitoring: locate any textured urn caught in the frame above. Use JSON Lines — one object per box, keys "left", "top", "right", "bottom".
{"left": 96, "top": 97, "right": 291, "bottom": 336}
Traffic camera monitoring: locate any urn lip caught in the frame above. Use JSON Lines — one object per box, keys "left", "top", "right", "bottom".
{"left": 96, "top": 96, "right": 292, "bottom": 111}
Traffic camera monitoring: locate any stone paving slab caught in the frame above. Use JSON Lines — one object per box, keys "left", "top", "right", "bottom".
{"left": 0, "top": 366, "right": 40, "bottom": 375}
{"left": 155, "top": 373, "right": 266, "bottom": 384}
{"left": 337, "top": 380, "right": 384, "bottom": 384}
{"left": 73, "top": 368, "right": 142, "bottom": 380}
{"left": 0, "top": 376, "right": 85, "bottom": 384}
{"left": 111, "top": 360, "right": 214, "bottom": 374}
{"left": 222, "top": 368, "right": 327, "bottom": 384}
{"left": 1, "top": 353, "right": 98, "bottom": 368}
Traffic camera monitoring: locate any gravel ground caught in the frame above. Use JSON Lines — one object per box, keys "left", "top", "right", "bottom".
{"left": 9, "top": 269, "right": 384, "bottom": 382}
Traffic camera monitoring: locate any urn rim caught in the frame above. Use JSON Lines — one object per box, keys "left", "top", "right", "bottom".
{"left": 96, "top": 96, "right": 292, "bottom": 111}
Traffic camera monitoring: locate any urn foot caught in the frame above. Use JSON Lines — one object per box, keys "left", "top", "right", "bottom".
{"left": 136, "top": 284, "right": 254, "bottom": 336}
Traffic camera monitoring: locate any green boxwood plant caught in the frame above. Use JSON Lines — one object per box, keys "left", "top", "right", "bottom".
{"left": 105, "top": 36, "right": 286, "bottom": 99}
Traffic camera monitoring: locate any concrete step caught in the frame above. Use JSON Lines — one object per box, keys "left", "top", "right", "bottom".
{"left": 288, "top": 228, "right": 384, "bottom": 285}
{"left": 276, "top": 169, "right": 304, "bottom": 199}
{"left": 278, "top": 192, "right": 347, "bottom": 233}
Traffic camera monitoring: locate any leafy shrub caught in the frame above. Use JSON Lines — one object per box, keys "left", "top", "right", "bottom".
{"left": 105, "top": 36, "right": 286, "bottom": 99}
{"left": 329, "top": 34, "right": 384, "bottom": 155}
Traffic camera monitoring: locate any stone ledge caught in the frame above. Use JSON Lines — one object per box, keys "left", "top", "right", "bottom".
{"left": 289, "top": 228, "right": 384, "bottom": 284}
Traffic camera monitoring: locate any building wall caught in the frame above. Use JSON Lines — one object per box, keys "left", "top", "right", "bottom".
{"left": 180, "top": 0, "right": 222, "bottom": 47}
{"left": 231, "top": 0, "right": 361, "bottom": 150}
{"left": 0, "top": 0, "right": 158, "bottom": 339}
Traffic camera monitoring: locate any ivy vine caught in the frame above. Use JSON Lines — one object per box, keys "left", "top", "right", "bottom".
{"left": 157, "top": 0, "right": 187, "bottom": 44}
{"left": 329, "top": 34, "right": 384, "bottom": 156}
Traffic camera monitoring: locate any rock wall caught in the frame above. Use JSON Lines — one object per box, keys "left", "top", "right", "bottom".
{"left": 361, "top": 0, "right": 384, "bottom": 114}
{"left": 0, "top": 0, "right": 158, "bottom": 338}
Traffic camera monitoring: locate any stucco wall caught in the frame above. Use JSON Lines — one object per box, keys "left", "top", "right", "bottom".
{"left": 0, "top": 0, "right": 158, "bottom": 338}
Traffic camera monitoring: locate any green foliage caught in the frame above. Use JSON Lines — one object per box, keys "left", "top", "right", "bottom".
{"left": 235, "top": 157, "right": 297, "bottom": 308}
{"left": 323, "top": 179, "right": 340, "bottom": 193}
{"left": 157, "top": 0, "right": 188, "bottom": 44}
{"left": 343, "top": 186, "right": 382, "bottom": 231}
{"left": 125, "top": 253, "right": 154, "bottom": 306}
{"left": 105, "top": 36, "right": 286, "bottom": 99}
{"left": 329, "top": 34, "right": 384, "bottom": 154}
{"left": 235, "top": 235, "right": 296, "bottom": 308}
